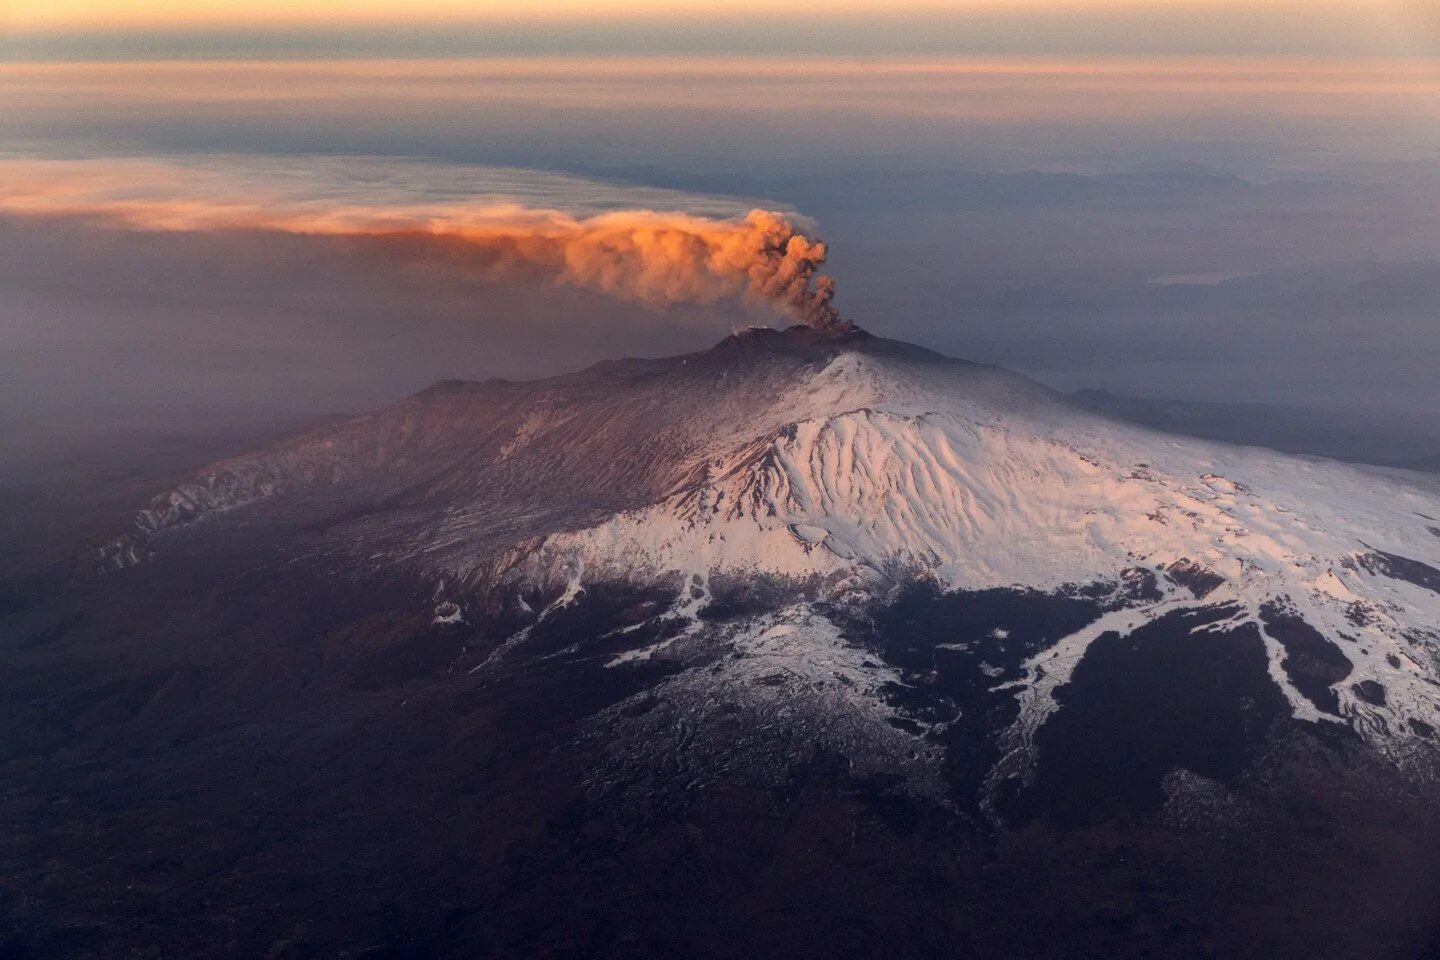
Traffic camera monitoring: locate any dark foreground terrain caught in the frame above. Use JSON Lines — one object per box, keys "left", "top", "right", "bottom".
{"left": 5, "top": 542, "right": 1440, "bottom": 960}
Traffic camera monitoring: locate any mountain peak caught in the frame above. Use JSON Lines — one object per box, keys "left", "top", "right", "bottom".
{"left": 93, "top": 324, "right": 1440, "bottom": 761}
{"left": 708, "top": 321, "right": 868, "bottom": 357}
{"left": 702, "top": 322, "right": 990, "bottom": 377}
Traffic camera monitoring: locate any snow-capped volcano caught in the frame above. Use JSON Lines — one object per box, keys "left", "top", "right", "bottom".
{"left": 21, "top": 323, "right": 1440, "bottom": 959}
{"left": 100, "top": 324, "right": 1440, "bottom": 758}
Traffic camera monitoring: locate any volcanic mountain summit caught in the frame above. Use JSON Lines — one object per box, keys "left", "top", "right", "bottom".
{"left": 9, "top": 324, "right": 1440, "bottom": 958}
{"left": 102, "top": 323, "right": 1440, "bottom": 740}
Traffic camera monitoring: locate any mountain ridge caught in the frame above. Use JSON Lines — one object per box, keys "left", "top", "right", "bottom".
{"left": 90, "top": 324, "right": 1440, "bottom": 765}
{"left": 10, "top": 323, "right": 1440, "bottom": 959}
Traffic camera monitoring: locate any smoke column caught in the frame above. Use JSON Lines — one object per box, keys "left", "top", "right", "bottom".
{"left": 407, "top": 208, "right": 846, "bottom": 330}
{"left": 0, "top": 157, "right": 847, "bottom": 329}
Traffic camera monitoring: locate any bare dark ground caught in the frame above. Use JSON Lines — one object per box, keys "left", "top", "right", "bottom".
{"left": 5, "top": 538, "right": 1440, "bottom": 960}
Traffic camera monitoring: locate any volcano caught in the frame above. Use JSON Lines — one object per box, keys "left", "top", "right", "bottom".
{"left": 8, "top": 324, "right": 1440, "bottom": 959}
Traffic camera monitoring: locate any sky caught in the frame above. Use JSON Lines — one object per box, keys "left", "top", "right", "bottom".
{"left": 6, "top": 1, "right": 1440, "bottom": 58}
{"left": 2, "top": 4, "right": 1440, "bottom": 468}
{"left": 9, "top": 0, "right": 1435, "bottom": 31}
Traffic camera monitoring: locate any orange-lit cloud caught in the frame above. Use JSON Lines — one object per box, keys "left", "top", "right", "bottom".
{"left": 0, "top": 155, "right": 842, "bottom": 327}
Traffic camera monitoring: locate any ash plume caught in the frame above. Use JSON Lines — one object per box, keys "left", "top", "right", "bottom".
{"left": 0, "top": 155, "right": 848, "bottom": 329}
{"left": 400, "top": 208, "right": 846, "bottom": 330}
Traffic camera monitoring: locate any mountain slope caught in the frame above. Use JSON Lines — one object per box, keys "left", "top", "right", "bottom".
{"left": 13, "top": 325, "right": 1440, "bottom": 959}
{"left": 101, "top": 325, "right": 1440, "bottom": 758}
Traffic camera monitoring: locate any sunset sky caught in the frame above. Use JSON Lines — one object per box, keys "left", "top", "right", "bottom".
{"left": 6, "top": 0, "right": 1440, "bottom": 58}
{"left": 3, "top": 0, "right": 1440, "bottom": 466}
{"left": 5, "top": 0, "right": 1415, "bottom": 25}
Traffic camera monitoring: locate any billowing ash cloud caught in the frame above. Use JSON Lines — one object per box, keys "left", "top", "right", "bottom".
{"left": 0, "top": 154, "right": 846, "bottom": 329}
{"left": 366, "top": 208, "right": 843, "bottom": 329}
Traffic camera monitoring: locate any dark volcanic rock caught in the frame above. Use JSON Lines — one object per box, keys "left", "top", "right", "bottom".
{"left": 6, "top": 543, "right": 1440, "bottom": 960}
{"left": 1260, "top": 602, "right": 1354, "bottom": 716}
{"left": 1352, "top": 679, "right": 1388, "bottom": 707}
{"left": 850, "top": 582, "right": 1107, "bottom": 810}
{"left": 1164, "top": 558, "right": 1225, "bottom": 598}
{"left": 998, "top": 605, "right": 1290, "bottom": 829}
{"left": 1356, "top": 549, "right": 1440, "bottom": 597}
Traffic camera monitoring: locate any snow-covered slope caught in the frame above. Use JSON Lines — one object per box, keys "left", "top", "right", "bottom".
{"left": 101, "top": 325, "right": 1440, "bottom": 758}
